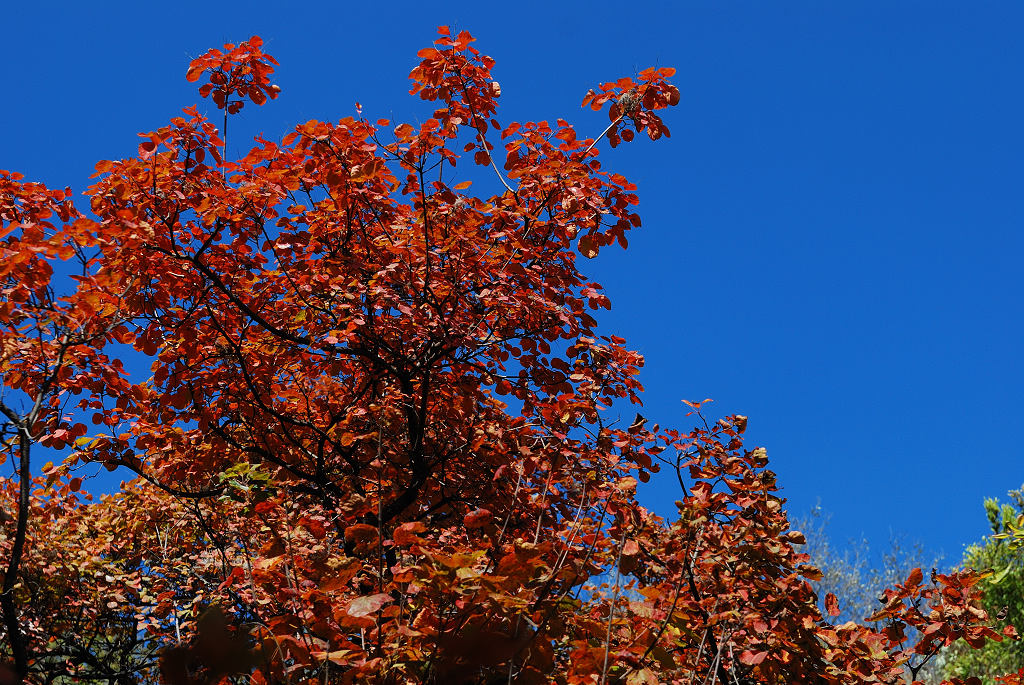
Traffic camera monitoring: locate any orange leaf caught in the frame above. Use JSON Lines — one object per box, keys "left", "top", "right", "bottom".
{"left": 905, "top": 567, "right": 924, "bottom": 587}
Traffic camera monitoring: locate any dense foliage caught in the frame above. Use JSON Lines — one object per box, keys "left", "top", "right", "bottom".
{"left": 943, "top": 488, "right": 1024, "bottom": 684}
{"left": 1, "top": 30, "right": 1020, "bottom": 684}
{"left": 792, "top": 507, "right": 949, "bottom": 683}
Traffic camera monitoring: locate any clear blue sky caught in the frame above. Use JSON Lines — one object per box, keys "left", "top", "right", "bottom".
{"left": 4, "top": 1, "right": 1022, "bottom": 566}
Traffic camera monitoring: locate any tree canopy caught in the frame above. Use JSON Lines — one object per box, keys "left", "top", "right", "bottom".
{"left": 0, "top": 29, "right": 1020, "bottom": 685}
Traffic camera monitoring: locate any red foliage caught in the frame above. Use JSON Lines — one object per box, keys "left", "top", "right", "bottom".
{"left": 185, "top": 36, "right": 280, "bottom": 113}
{"left": 0, "top": 28, "right": 1016, "bottom": 684}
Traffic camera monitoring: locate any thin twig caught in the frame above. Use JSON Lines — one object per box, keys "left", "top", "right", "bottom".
{"left": 599, "top": 525, "right": 631, "bottom": 685}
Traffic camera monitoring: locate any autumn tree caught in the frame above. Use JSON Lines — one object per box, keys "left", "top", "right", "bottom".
{"left": 0, "top": 169, "right": 130, "bottom": 680}
{"left": 1, "top": 30, "right": 1021, "bottom": 685}
{"left": 792, "top": 506, "right": 948, "bottom": 683}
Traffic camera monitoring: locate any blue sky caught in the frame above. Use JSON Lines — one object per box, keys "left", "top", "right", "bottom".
{"left": 4, "top": 1, "right": 1022, "bottom": 567}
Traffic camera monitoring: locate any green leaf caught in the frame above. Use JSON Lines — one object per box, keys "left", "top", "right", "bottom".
{"left": 989, "top": 565, "right": 1013, "bottom": 586}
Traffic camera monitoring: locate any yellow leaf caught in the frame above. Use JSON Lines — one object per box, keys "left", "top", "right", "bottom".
{"left": 627, "top": 668, "right": 659, "bottom": 685}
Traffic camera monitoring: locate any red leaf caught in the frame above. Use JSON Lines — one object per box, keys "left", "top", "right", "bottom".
{"left": 345, "top": 524, "right": 378, "bottom": 543}
{"left": 216, "top": 566, "right": 245, "bottom": 591}
{"left": 824, "top": 592, "right": 840, "bottom": 617}
{"left": 464, "top": 508, "right": 493, "bottom": 529}
{"left": 578, "top": 234, "right": 599, "bottom": 258}
{"left": 394, "top": 521, "right": 426, "bottom": 546}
